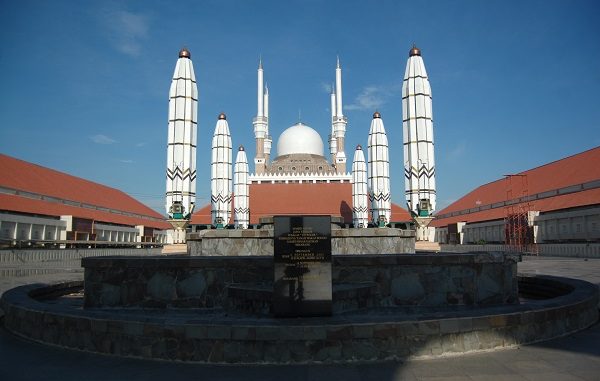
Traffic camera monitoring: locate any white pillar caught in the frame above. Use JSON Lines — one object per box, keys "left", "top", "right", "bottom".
{"left": 352, "top": 145, "right": 369, "bottom": 228}
{"left": 211, "top": 113, "right": 233, "bottom": 226}
{"left": 367, "top": 111, "right": 391, "bottom": 225}
{"left": 333, "top": 57, "right": 347, "bottom": 172}
{"left": 234, "top": 146, "right": 250, "bottom": 229}
{"left": 253, "top": 59, "right": 268, "bottom": 173}
{"left": 166, "top": 48, "right": 198, "bottom": 219}
{"left": 403, "top": 45, "right": 436, "bottom": 217}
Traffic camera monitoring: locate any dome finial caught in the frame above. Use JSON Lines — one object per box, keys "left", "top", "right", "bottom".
{"left": 218, "top": 112, "right": 226, "bottom": 120}
{"left": 356, "top": 144, "right": 362, "bottom": 150}
{"left": 239, "top": 145, "right": 245, "bottom": 151}
{"left": 409, "top": 44, "right": 421, "bottom": 57}
{"left": 179, "top": 47, "right": 191, "bottom": 59}
{"left": 373, "top": 110, "right": 381, "bottom": 119}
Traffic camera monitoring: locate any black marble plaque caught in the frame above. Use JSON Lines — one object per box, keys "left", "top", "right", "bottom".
{"left": 273, "top": 215, "right": 332, "bottom": 317}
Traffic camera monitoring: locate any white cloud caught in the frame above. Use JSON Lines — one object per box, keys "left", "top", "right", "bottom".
{"left": 320, "top": 82, "right": 333, "bottom": 93}
{"left": 90, "top": 134, "right": 117, "bottom": 144}
{"left": 448, "top": 141, "right": 467, "bottom": 160}
{"left": 345, "top": 85, "right": 392, "bottom": 111}
{"left": 104, "top": 10, "right": 150, "bottom": 57}
{"left": 119, "top": 159, "right": 134, "bottom": 164}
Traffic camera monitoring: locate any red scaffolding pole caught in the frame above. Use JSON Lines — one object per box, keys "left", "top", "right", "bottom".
{"left": 504, "top": 174, "right": 538, "bottom": 255}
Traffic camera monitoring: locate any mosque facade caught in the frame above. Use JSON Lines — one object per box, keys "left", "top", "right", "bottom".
{"left": 166, "top": 46, "right": 437, "bottom": 238}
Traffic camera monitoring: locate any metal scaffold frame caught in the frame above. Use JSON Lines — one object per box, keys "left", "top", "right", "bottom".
{"left": 504, "top": 174, "right": 538, "bottom": 255}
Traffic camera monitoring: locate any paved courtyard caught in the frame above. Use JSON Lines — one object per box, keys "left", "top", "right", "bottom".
{"left": 0, "top": 255, "right": 599, "bottom": 380}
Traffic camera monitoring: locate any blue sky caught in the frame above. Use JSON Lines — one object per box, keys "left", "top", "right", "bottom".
{"left": 1, "top": 0, "right": 599, "bottom": 215}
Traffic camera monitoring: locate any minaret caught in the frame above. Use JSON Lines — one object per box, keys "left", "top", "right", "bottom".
{"left": 233, "top": 145, "right": 249, "bottom": 229}
{"left": 352, "top": 145, "right": 369, "bottom": 228}
{"left": 253, "top": 58, "right": 268, "bottom": 174}
{"left": 165, "top": 48, "right": 197, "bottom": 234}
{"left": 367, "top": 111, "right": 391, "bottom": 226}
{"left": 263, "top": 84, "right": 272, "bottom": 164}
{"left": 211, "top": 113, "right": 232, "bottom": 227}
{"left": 403, "top": 45, "right": 436, "bottom": 218}
{"left": 329, "top": 85, "right": 337, "bottom": 163}
{"left": 332, "top": 56, "right": 347, "bottom": 173}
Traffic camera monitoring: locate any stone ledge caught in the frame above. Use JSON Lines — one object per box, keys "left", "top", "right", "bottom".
{"left": 81, "top": 253, "right": 520, "bottom": 309}
{"left": 187, "top": 227, "right": 416, "bottom": 256}
{"left": 81, "top": 252, "right": 518, "bottom": 268}
{"left": 1, "top": 274, "right": 597, "bottom": 364}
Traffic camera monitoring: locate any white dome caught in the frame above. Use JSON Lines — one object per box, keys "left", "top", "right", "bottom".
{"left": 276, "top": 122, "right": 324, "bottom": 157}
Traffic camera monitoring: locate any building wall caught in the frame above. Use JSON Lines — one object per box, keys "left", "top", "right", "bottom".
{"left": 0, "top": 212, "right": 166, "bottom": 246}
{"left": 0, "top": 213, "right": 67, "bottom": 242}
{"left": 434, "top": 205, "right": 600, "bottom": 245}
{"left": 441, "top": 243, "right": 600, "bottom": 259}
{"left": 536, "top": 206, "right": 600, "bottom": 243}
{"left": 462, "top": 219, "right": 506, "bottom": 244}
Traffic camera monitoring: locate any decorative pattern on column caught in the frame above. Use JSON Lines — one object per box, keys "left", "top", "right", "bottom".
{"left": 211, "top": 113, "right": 232, "bottom": 226}
{"left": 403, "top": 45, "right": 436, "bottom": 217}
{"left": 367, "top": 111, "right": 391, "bottom": 225}
{"left": 234, "top": 145, "right": 249, "bottom": 229}
{"left": 352, "top": 145, "right": 369, "bottom": 228}
{"left": 166, "top": 48, "right": 197, "bottom": 219}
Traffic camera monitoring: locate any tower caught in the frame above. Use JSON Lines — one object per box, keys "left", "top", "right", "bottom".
{"left": 234, "top": 146, "right": 250, "bottom": 229}
{"left": 165, "top": 48, "right": 197, "bottom": 243}
{"left": 328, "top": 85, "right": 338, "bottom": 163}
{"left": 403, "top": 45, "right": 436, "bottom": 241}
{"left": 211, "top": 113, "right": 232, "bottom": 227}
{"left": 331, "top": 57, "right": 347, "bottom": 173}
{"left": 264, "top": 84, "right": 272, "bottom": 164}
{"left": 253, "top": 59, "right": 269, "bottom": 174}
{"left": 403, "top": 45, "right": 436, "bottom": 217}
{"left": 351, "top": 145, "right": 368, "bottom": 228}
{"left": 367, "top": 111, "right": 391, "bottom": 226}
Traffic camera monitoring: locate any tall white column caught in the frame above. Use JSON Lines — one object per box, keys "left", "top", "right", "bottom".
{"left": 367, "top": 111, "right": 391, "bottom": 225}
{"left": 329, "top": 86, "right": 338, "bottom": 163}
{"left": 333, "top": 57, "right": 347, "bottom": 172}
{"left": 335, "top": 56, "right": 343, "bottom": 116}
{"left": 253, "top": 59, "right": 268, "bottom": 173}
{"left": 211, "top": 113, "right": 232, "bottom": 226}
{"left": 352, "top": 145, "right": 369, "bottom": 228}
{"left": 403, "top": 45, "right": 436, "bottom": 217}
{"left": 264, "top": 85, "right": 272, "bottom": 163}
{"left": 166, "top": 48, "right": 198, "bottom": 219}
{"left": 257, "top": 58, "right": 264, "bottom": 117}
{"left": 234, "top": 146, "right": 249, "bottom": 229}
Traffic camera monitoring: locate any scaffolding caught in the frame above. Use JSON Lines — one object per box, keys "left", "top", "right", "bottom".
{"left": 504, "top": 174, "right": 538, "bottom": 255}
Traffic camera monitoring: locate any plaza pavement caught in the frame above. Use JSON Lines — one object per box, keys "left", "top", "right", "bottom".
{"left": 0, "top": 255, "right": 599, "bottom": 381}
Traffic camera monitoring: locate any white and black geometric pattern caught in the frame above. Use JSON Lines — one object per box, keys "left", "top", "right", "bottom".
{"left": 211, "top": 115, "right": 233, "bottom": 226}
{"left": 367, "top": 114, "right": 391, "bottom": 224}
{"left": 402, "top": 47, "right": 436, "bottom": 216}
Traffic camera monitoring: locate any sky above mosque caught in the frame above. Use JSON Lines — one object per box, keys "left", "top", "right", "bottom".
{"left": 1, "top": 0, "right": 599, "bottom": 214}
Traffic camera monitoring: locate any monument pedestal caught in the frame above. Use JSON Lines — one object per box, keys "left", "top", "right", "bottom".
{"left": 167, "top": 219, "right": 189, "bottom": 244}
{"left": 414, "top": 216, "right": 435, "bottom": 242}
{"left": 273, "top": 215, "right": 332, "bottom": 317}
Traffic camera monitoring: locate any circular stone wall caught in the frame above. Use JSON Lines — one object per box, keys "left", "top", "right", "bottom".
{"left": 1, "top": 275, "right": 597, "bottom": 364}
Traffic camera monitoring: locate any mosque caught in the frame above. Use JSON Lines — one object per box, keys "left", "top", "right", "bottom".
{"left": 165, "top": 46, "right": 437, "bottom": 243}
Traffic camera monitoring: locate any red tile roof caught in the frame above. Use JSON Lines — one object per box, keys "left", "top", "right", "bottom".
{"left": 432, "top": 147, "right": 600, "bottom": 227}
{"left": 191, "top": 182, "right": 412, "bottom": 225}
{"left": 0, "top": 154, "right": 169, "bottom": 229}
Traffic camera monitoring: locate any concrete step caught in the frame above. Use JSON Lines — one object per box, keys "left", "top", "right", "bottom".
{"left": 161, "top": 244, "right": 187, "bottom": 255}
{"left": 415, "top": 241, "right": 441, "bottom": 252}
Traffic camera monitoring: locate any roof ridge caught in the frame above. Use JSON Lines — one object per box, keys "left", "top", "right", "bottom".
{"left": 1, "top": 153, "right": 126, "bottom": 194}
{"left": 516, "top": 145, "right": 600, "bottom": 176}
